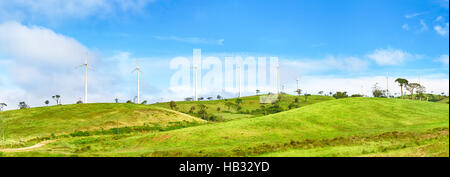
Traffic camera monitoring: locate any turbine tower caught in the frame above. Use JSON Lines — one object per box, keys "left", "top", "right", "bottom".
{"left": 132, "top": 59, "right": 142, "bottom": 104}
{"left": 237, "top": 64, "right": 241, "bottom": 98}
{"left": 386, "top": 72, "right": 390, "bottom": 98}
{"left": 276, "top": 64, "right": 280, "bottom": 95}
{"left": 296, "top": 77, "right": 300, "bottom": 93}
{"left": 193, "top": 66, "right": 198, "bottom": 101}
{"left": 77, "top": 53, "right": 91, "bottom": 104}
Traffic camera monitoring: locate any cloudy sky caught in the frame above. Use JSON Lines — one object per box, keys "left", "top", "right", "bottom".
{"left": 0, "top": 0, "right": 449, "bottom": 110}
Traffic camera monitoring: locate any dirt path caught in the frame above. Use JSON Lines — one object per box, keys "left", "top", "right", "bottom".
{"left": 0, "top": 140, "right": 54, "bottom": 152}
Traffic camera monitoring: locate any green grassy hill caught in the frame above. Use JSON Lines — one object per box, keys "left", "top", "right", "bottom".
{"left": 152, "top": 94, "right": 334, "bottom": 121}
{"left": 439, "top": 98, "right": 449, "bottom": 104}
{"left": 0, "top": 103, "right": 206, "bottom": 145}
{"left": 5, "top": 97, "right": 447, "bottom": 157}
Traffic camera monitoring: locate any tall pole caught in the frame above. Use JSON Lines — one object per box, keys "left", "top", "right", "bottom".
{"left": 237, "top": 64, "right": 241, "bottom": 98}
{"left": 194, "top": 66, "right": 198, "bottom": 101}
{"left": 276, "top": 65, "right": 280, "bottom": 95}
{"left": 84, "top": 53, "right": 88, "bottom": 104}
{"left": 361, "top": 85, "right": 364, "bottom": 96}
{"left": 137, "top": 70, "right": 140, "bottom": 104}
{"left": 296, "top": 77, "right": 299, "bottom": 92}
{"left": 386, "top": 72, "right": 389, "bottom": 98}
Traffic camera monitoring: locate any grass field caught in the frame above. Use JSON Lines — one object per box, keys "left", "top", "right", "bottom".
{"left": 152, "top": 94, "right": 335, "bottom": 120}
{"left": 1, "top": 97, "right": 447, "bottom": 157}
{"left": 0, "top": 103, "right": 206, "bottom": 147}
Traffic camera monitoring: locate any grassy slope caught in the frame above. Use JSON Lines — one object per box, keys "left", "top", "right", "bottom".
{"left": 0, "top": 103, "right": 206, "bottom": 144}
{"left": 10, "top": 97, "right": 447, "bottom": 157}
{"left": 152, "top": 94, "right": 334, "bottom": 120}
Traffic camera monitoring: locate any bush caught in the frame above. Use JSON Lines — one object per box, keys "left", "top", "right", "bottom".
{"left": 333, "top": 92, "right": 349, "bottom": 99}
{"left": 70, "top": 131, "right": 90, "bottom": 137}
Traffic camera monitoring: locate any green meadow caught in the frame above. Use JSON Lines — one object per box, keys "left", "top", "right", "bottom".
{"left": 0, "top": 96, "right": 448, "bottom": 157}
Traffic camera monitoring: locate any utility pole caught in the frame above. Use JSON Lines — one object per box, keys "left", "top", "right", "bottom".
{"left": 296, "top": 77, "right": 299, "bottom": 93}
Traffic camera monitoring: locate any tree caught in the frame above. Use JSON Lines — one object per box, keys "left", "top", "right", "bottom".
{"left": 395, "top": 78, "right": 409, "bottom": 99}
{"left": 318, "top": 91, "right": 324, "bottom": 95}
{"left": 216, "top": 107, "right": 221, "bottom": 112}
{"left": 197, "top": 104, "right": 208, "bottom": 120}
{"left": 235, "top": 98, "right": 243, "bottom": 105}
{"left": 207, "top": 97, "right": 213, "bottom": 101}
{"left": 126, "top": 100, "right": 132, "bottom": 103}
{"left": 169, "top": 101, "right": 177, "bottom": 110}
{"left": 304, "top": 94, "right": 311, "bottom": 102}
{"left": 114, "top": 98, "right": 119, "bottom": 103}
{"left": 0, "top": 103, "right": 7, "bottom": 111}
{"left": 295, "top": 89, "right": 301, "bottom": 96}
{"left": 333, "top": 92, "right": 349, "bottom": 99}
{"left": 372, "top": 83, "right": 386, "bottom": 98}
{"left": 189, "top": 106, "right": 196, "bottom": 113}
{"left": 405, "top": 83, "right": 421, "bottom": 100}
{"left": 52, "top": 95, "right": 61, "bottom": 105}
{"left": 199, "top": 97, "right": 204, "bottom": 101}
{"left": 216, "top": 95, "right": 222, "bottom": 100}
{"left": 416, "top": 85, "right": 426, "bottom": 101}
{"left": 18, "top": 102, "right": 29, "bottom": 109}
{"left": 351, "top": 94, "right": 363, "bottom": 97}
{"left": 225, "top": 102, "right": 234, "bottom": 111}
{"left": 76, "top": 100, "right": 83, "bottom": 104}
{"left": 185, "top": 97, "right": 193, "bottom": 101}
{"left": 141, "top": 100, "right": 147, "bottom": 104}
{"left": 256, "top": 90, "right": 261, "bottom": 95}
{"left": 44, "top": 100, "right": 50, "bottom": 106}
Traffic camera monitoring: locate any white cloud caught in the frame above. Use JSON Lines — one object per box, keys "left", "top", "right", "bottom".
{"left": 154, "top": 36, "right": 225, "bottom": 45}
{"left": 367, "top": 48, "right": 412, "bottom": 66}
{"left": 292, "top": 75, "right": 449, "bottom": 97}
{"left": 435, "top": 16, "right": 443, "bottom": 22}
{"left": 405, "top": 13, "right": 423, "bottom": 19}
{"left": 0, "top": 0, "right": 155, "bottom": 22}
{"left": 434, "top": 54, "right": 449, "bottom": 65}
{"left": 402, "top": 24, "right": 410, "bottom": 31}
{"left": 0, "top": 21, "right": 88, "bottom": 66}
{"left": 434, "top": 23, "right": 449, "bottom": 36}
{"left": 419, "top": 19, "right": 429, "bottom": 32}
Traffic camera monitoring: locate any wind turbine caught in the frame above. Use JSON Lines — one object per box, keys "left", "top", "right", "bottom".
{"left": 386, "top": 72, "right": 390, "bottom": 98}
{"left": 237, "top": 64, "right": 241, "bottom": 98}
{"left": 276, "top": 64, "right": 280, "bottom": 95}
{"left": 193, "top": 66, "right": 198, "bottom": 101}
{"left": 132, "top": 59, "right": 143, "bottom": 104}
{"left": 77, "top": 53, "right": 92, "bottom": 104}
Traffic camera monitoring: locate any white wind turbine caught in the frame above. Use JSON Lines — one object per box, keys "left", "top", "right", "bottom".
{"left": 237, "top": 64, "right": 241, "bottom": 98}
{"left": 77, "top": 53, "right": 92, "bottom": 104}
{"left": 132, "top": 59, "right": 143, "bottom": 104}
{"left": 192, "top": 66, "right": 198, "bottom": 101}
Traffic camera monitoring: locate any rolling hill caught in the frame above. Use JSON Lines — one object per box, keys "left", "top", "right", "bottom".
{"left": 0, "top": 103, "right": 206, "bottom": 146}
{"left": 152, "top": 94, "right": 335, "bottom": 121}
{"left": 3, "top": 97, "right": 447, "bottom": 157}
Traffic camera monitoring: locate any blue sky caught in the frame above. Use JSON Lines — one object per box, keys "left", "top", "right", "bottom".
{"left": 0, "top": 0, "right": 449, "bottom": 109}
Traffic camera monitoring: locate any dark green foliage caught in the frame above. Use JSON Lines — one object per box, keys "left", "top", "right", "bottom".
{"left": 333, "top": 92, "right": 349, "bottom": 99}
